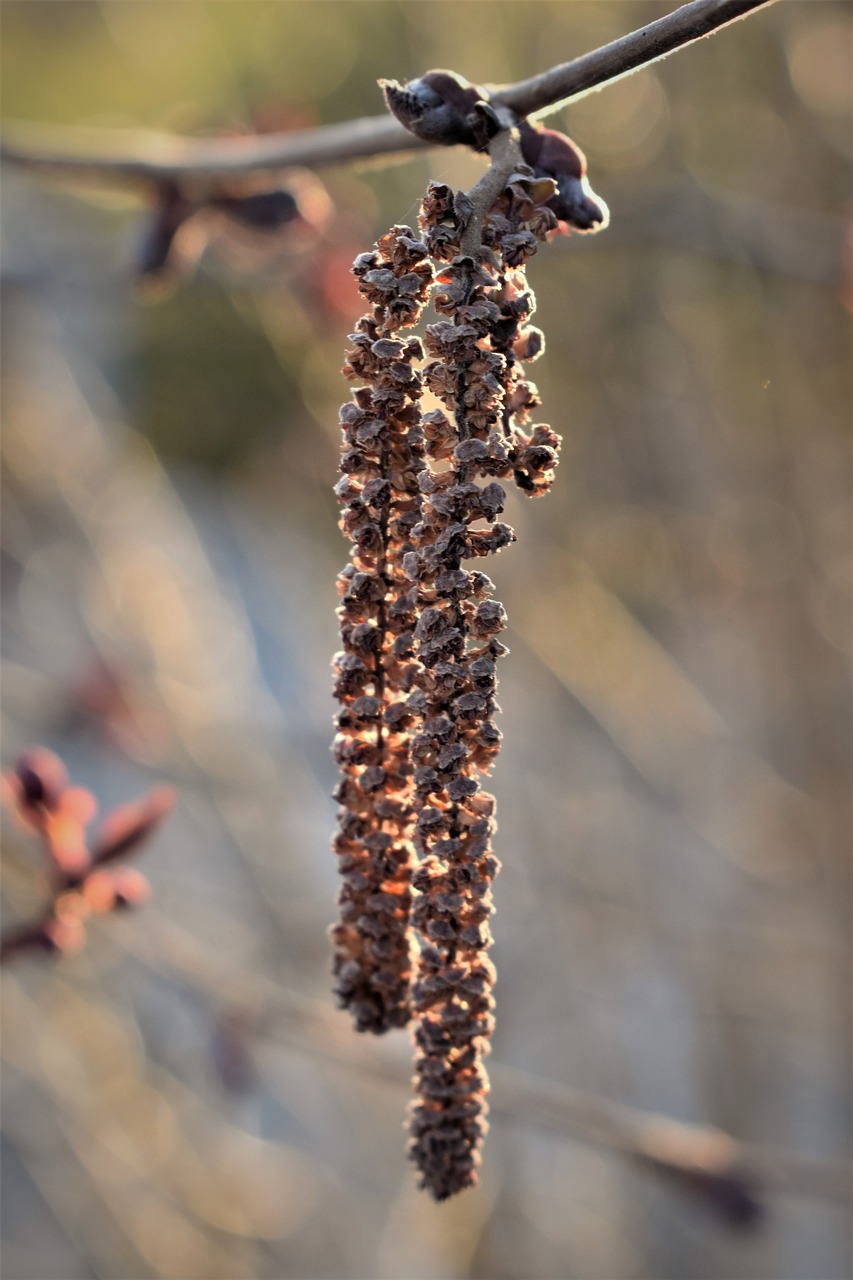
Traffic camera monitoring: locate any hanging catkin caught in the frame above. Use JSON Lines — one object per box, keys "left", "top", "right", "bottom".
{"left": 405, "top": 176, "right": 559, "bottom": 1199}
{"left": 331, "top": 226, "right": 434, "bottom": 1034}
{"left": 331, "top": 126, "right": 600, "bottom": 1194}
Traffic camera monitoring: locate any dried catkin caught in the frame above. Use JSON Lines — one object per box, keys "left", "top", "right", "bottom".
{"left": 405, "top": 177, "right": 560, "bottom": 1200}
{"left": 331, "top": 226, "right": 434, "bottom": 1034}
{"left": 331, "top": 168, "right": 564, "bottom": 1194}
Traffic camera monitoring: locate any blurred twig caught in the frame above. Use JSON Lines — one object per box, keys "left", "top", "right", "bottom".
{"left": 265, "top": 995, "right": 853, "bottom": 1219}
{"left": 125, "top": 910, "right": 853, "bottom": 1221}
{"left": 0, "top": 0, "right": 777, "bottom": 186}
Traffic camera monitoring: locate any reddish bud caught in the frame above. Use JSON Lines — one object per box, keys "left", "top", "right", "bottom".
{"left": 91, "top": 786, "right": 176, "bottom": 865}
{"left": 80, "top": 870, "right": 118, "bottom": 913}
{"left": 518, "top": 121, "right": 609, "bottom": 233}
{"left": 43, "top": 808, "right": 92, "bottom": 878}
{"left": 13, "top": 748, "right": 68, "bottom": 813}
{"left": 105, "top": 867, "right": 151, "bottom": 910}
{"left": 42, "top": 913, "right": 86, "bottom": 956}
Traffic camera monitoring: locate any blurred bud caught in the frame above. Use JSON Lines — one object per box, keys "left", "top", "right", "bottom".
{"left": 3, "top": 750, "right": 96, "bottom": 877}
{"left": 1, "top": 756, "right": 171, "bottom": 964}
{"left": 12, "top": 748, "right": 68, "bottom": 813}
{"left": 210, "top": 168, "right": 331, "bottom": 247}
{"left": 80, "top": 869, "right": 118, "bottom": 913}
{"left": 654, "top": 1162, "right": 764, "bottom": 1229}
{"left": 689, "top": 1168, "right": 764, "bottom": 1229}
{"left": 107, "top": 867, "right": 151, "bottom": 910}
{"left": 41, "top": 913, "right": 87, "bottom": 956}
{"left": 90, "top": 785, "right": 176, "bottom": 865}
{"left": 59, "top": 787, "right": 99, "bottom": 826}
{"left": 136, "top": 166, "right": 330, "bottom": 295}
{"left": 43, "top": 806, "right": 92, "bottom": 878}
{"left": 210, "top": 188, "right": 299, "bottom": 230}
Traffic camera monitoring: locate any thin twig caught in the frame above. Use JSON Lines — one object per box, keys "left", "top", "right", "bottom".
{"left": 459, "top": 126, "right": 525, "bottom": 258}
{"left": 497, "top": 0, "right": 779, "bottom": 117}
{"left": 1, "top": 0, "right": 778, "bottom": 187}
{"left": 0, "top": 114, "right": 422, "bottom": 187}
{"left": 122, "top": 911, "right": 853, "bottom": 1213}
{"left": 276, "top": 1026, "right": 853, "bottom": 1211}
{"left": 258, "top": 983, "right": 853, "bottom": 1214}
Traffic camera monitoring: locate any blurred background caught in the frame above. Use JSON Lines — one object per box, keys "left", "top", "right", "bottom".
{"left": 1, "top": 2, "right": 850, "bottom": 1277}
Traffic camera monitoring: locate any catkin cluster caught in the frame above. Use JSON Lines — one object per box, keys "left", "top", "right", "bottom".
{"left": 331, "top": 170, "right": 561, "bottom": 1199}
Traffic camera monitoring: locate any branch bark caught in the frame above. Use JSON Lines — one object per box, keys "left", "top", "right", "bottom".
{"left": 1, "top": 0, "right": 778, "bottom": 187}
{"left": 496, "top": 0, "right": 779, "bottom": 117}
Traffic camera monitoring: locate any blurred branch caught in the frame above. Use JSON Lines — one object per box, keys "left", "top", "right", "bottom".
{"left": 0, "top": 0, "right": 778, "bottom": 187}
{"left": 265, "top": 998, "right": 853, "bottom": 1222}
{"left": 127, "top": 911, "right": 853, "bottom": 1222}
{"left": 486, "top": 1066, "right": 853, "bottom": 1212}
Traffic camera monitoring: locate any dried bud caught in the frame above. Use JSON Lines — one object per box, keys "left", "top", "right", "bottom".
{"left": 513, "top": 326, "right": 545, "bottom": 361}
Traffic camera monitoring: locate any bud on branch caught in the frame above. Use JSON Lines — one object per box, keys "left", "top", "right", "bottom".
{"left": 1, "top": 748, "right": 174, "bottom": 962}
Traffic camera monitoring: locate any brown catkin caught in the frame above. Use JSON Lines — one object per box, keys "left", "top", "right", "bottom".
{"left": 331, "top": 170, "right": 564, "bottom": 1193}
{"left": 331, "top": 226, "right": 434, "bottom": 1034}
{"left": 404, "top": 178, "right": 560, "bottom": 1199}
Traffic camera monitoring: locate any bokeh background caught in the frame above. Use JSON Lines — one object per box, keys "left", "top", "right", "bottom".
{"left": 1, "top": 3, "right": 850, "bottom": 1278}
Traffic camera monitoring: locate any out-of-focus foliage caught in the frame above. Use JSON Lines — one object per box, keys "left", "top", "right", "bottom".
{"left": 1, "top": 3, "right": 850, "bottom": 1278}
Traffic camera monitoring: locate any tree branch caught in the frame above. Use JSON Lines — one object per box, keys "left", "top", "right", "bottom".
{"left": 0, "top": 0, "right": 778, "bottom": 188}
{"left": 126, "top": 911, "right": 853, "bottom": 1220}
{"left": 496, "top": 0, "right": 779, "bottom": 117}
{"left": 256, "top": 981, "right": 853, "bottom": 1219}
{"left": 0, "top": 114, "right": 423, "bottom": 187}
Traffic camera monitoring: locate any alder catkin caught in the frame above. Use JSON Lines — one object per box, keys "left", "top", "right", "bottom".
{"left": 405, "top": 177, "right": 559, "bottom": 1199}
{"left": 331, "top": 226, "right": 433, "bottom": 1034}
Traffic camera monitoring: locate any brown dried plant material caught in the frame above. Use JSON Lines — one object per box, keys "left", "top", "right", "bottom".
{"left": 330, "top": 226, "right": 434, "bottom": 1034}
{"left": 404, "top": 177, "right": 560, "bottom": 1200}
{"left": 330, "top": 165, "right": 565, "bottom": 1195}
